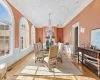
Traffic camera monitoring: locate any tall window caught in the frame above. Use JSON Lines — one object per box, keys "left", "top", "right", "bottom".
{"left": 20, "top": 17, "right": 29, "bottom": 50}
{"left": 31, "top": 25, "right": 35, "bottom": 46}
{"left": 0, "top": 1, "right": 13, "bottom": 57}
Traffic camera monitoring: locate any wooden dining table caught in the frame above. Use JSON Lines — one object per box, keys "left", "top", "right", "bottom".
{"left": 40, "top": 49, "right": 49, "bottom": 57}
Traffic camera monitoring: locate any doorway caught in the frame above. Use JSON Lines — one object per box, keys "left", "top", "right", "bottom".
{"left": 72, "top": 22, "right": 80, "bottom": 55}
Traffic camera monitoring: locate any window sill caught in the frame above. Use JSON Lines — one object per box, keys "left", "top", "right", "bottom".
{"left": 0, "top": 52, "right": 13, "bottom": 60}
{"left": 20, "top": 47, "right": 29, "bottom": 52}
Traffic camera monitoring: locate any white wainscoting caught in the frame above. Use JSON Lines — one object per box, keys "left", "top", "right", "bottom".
{"left": 0, "top": 45, "right": 34, "bottom": 67}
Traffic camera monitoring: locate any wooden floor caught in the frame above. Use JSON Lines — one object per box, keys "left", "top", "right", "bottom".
{"left": 6, "top": 51, "right": 100, "bottom": 80}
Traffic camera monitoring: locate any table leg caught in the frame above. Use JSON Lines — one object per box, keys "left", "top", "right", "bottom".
{"left": 82, "top": 53, "right": 84, "bottom": 64}
{"left": 97, "top": 54, "right": 100, "bottom": 77}
{"left": 78, "top": 51, "right": 79, "bottom": 63}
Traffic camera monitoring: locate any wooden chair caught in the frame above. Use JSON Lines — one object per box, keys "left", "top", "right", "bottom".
{"left": 0, "top": 63, "right": 7, "bottom": 80}
{"left": 37, "top": 42, "right": 43, "bottom": 51}
{"left": 37, "top": 42, "right": 48, "bottom": 56}
{"left": 44, "top": 45, "right": 58, "bottom": 71}
{"left": 34, "top": 43, "right": 44, "bottom": 63}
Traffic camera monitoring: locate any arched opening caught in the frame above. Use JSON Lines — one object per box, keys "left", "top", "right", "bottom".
{"left": 19, "top": 17, "right": 29, "bottom": 50}
{"left": 0, "top": 1, "right": 14, "bottom": 57}
{"left": 31, "top": 25, "right": 35, "bottom": 46}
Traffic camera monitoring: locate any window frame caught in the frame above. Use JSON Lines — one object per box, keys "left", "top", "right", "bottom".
{"left": 0, "top": 1, "right": 15, "bottom": 60}
{"left": 19, "top": 17, "right": 29, "bottom": 51}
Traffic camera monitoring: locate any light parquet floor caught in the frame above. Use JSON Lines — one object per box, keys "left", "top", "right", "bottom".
{"left": 6, "top": 51, "right": 100, "bottom": 80}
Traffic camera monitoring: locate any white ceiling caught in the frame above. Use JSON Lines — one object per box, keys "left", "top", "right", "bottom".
{"left": 7, "top": 0, "right": 93, "bottom": 28}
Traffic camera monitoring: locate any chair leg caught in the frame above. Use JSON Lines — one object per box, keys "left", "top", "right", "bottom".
{"left": 48, "top": 61, "right": 57, "bottom": 72}
{"left": 35, "top": 60, "right": 36, "bottom": 63}
{"left": 60, "top": 58, "right": 62, "bottom": 63}
{"left": 35, "top": 56, "right": 36, "bottom": 63}
{"left": 48, "top": 64, "right": 52, "bottom": 72}
{"left": 49, "top": 67, "right": 52, "bottom": 72}
{"left": 4, "top": 73, "right": 6, "bottom": 79}
{"left": 1, "top": 73, "right": 6, "bottom": 80}
{"left": 42, "top": 58, "right": 44, "bottom": 63}
{"left": 57, "top": 57, "right": 62, "bottom": 63}
{"left": 54, "top": 62, "right": 57, "bottom": 68}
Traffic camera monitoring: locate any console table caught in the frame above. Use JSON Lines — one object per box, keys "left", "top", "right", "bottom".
{"left": 78, "top": 47, "right": 100, "bottom": 77}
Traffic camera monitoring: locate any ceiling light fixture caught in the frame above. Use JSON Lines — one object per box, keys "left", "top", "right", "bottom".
{"left": 46, "top": 13, "right": 55, "bottom": 39}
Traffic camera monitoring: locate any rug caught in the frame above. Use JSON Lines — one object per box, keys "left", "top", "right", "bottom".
{"left": 14, "top": 55, "right": 83, "bottom": 76}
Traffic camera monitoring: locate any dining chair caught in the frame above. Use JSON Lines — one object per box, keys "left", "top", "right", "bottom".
{"left": 44, "top": 45, "right": 58, "bottom": 71}
{"left": 37, "top": 42, "right": 43, "bottom": 51}
{"left": 34, "top": 43, "right": 44, "bottom": 63}
{"left": 37, "top": 42, "right": 49, "bottom": 56}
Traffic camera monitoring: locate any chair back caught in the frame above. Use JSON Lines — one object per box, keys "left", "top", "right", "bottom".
{"left": 49, "top": 45, "right": 58, "bottom": 59}
{"left": 37, "top": 42, "right": 43, "bottom": 51}
{"left": 34, "top": 43, "right": 38, "bottom": 54}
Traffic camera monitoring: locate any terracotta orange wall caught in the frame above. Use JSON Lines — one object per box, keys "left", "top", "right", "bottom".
{"left": 43, "top": 27, "right": 46, "bottom": 43}
{"left": 7, "top": 1, "right": 32, "bottom": 48}
{"left": 36, "top": 27, "right": 63, "bottom": 43}
{"left": 54, "top": 27, "right": 57, "bottom": 43}
{"left": 36, "top": 28, "right": 43, "bottom": 43}
{"left": 63, "top": 0, "right": 100, "bottom": 46}
{"left": 57, "top": 28, "right": 63, "bottom": 43}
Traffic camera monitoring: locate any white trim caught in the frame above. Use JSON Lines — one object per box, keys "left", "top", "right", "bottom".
{"left": 19, "top": 17, "right": 30, "bottom": 51}
{"left": 31, "top": 25, "right": 36, "bottom": 46}
{"left": 0, "top": 19, "right": 11, "bottom": 25}
{"left": 0, "top": 52, "right": 12, "bottom": 60}
{"left": 72, "top": 22, "right": 80, "bottom": 55}
{"left": 0, "top": 1, "right": 15, "bottom": 59}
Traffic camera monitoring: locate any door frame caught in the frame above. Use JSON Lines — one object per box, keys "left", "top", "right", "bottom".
{"left": 72, "top": 22, "right": 80, "bottom": 55}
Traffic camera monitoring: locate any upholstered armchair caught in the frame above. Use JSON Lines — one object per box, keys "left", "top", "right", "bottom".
{"left": 44, "top": 45, "right": 58, "bottom": 71}
{"left": 34, "top": 43, "right": 44, "bottom": 63}
{"left": 37, "top": 42, "right": 43, "bottom": 51}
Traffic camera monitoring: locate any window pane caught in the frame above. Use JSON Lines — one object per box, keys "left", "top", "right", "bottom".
{"left": 20, "top": 37, "right": 23, "bottom": 49}
{"left": 0, "top": 24, "right": 9, "bottom": 56}
{"left": 0, "top": 2, "right": 11, "bottom": 57}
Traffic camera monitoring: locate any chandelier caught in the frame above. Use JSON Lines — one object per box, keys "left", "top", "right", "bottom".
{"left": 46, "top": 13, "right": 55, "bottom": 39}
